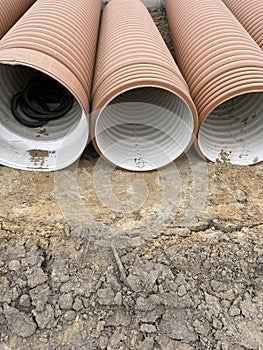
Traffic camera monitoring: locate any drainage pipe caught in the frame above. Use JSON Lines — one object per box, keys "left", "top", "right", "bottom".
{"left": 166, "top": 0, "right": 263, "bottom": 165}
{"left": 222, "top": 0, "right": 263, "bottom": 50}
{"left": 91, "top": 0, "right": 198, "bottom": 171}
{"left": 0, "top": 0, "right": 36, "bottom": 39}
{"left": 0, "top": 0, "right": 101, "bottom": 171}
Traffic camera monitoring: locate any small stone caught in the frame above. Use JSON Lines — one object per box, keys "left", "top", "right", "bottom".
{"left": 8, "top": 260, "right": 21, "bottom": 272}
{"left": 235, "top": 189, "right": 247, "bottom": 203}
{"left": 97, "top": 288, "right": 115, "bottom": 305}
{"left": 26, "top": 267, "right": 48, "bottom": 288}
{"left": 19, "top": 294, "right": 31, "bottom": 308}
{"left": 96, "top": 320, "right": 106, "bottom": 333}
{"left": 212, "top": 317, "right": 222, "bottom": 330}
{"left": 4, "top": 304, "right": 37, "bottom": 338}
{"left": 159, "top": 284, "right": 164, "bottom": 294}
{"left": 32, "top": 304, "right": 54, "bottom": 329}
{"left": 126, "top": 274, "right": 141, "bottom": 292}
{"left": 221, "top": 300, "right": 231, "bottom": 309}
{"left": 114, "top": 292, "right": 123, "bottom": 306}
{"left": 140, "top": 324, "right": 157, "bottom": 333}
{"left": 177, "top": 284, "right": 187, "bottom": 297}
{"left": 58, "top": 293, "right": 73, "bottom": 310}
{"left": 136, "top": 296, "right": 150, "bottom": 312}
{"left": 72, "top": 297, "right": 83, "bottom": 312}
{"left": 210, "top": 279, "right": 228, "bottom": 293}
{"left": 63, "top": 310, "right": 76, "bottom": 322}
{"left": 229, "top": 305, "right": 241, "bottom": 317}
{"left": 17, "top": 278, "right": 27, "bottom": 289}
{"left": 99, "top": 335, "right": 108, "bottom": 349}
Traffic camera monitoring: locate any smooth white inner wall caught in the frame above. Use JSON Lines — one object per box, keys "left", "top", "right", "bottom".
{"left": 198, "top": 92, "right": 263, "bottom": 165}
{"left": 0, "top": 64, "right": 88, "bottom": 171}
{"left": 95, "top": 87, "right": 194, "bottom": 171}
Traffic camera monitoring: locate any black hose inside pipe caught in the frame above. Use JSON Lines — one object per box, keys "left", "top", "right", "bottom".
{"left": 11, "top": 77, "right": 74, "bottom": 128}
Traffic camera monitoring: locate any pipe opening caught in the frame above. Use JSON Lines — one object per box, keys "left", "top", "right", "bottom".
{"left": 198, "top": 92, "right": 263, "bottom": 165}
{"left": 0, "top": 64, "right": 88, "bottom": 171}
{"left": 94, "top": 87, "right": 194, "bottom": 171}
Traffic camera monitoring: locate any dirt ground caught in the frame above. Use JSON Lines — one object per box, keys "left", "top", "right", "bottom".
{"left": 0, "top": 6, "right": 263, "bottom": 350}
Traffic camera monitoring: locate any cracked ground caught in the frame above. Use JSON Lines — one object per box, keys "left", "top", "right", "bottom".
{"left": 0, "top": 7, "right": 263, "bottom": 350}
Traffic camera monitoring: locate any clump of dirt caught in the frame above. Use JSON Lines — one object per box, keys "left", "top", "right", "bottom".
{"left": 36, "top": 128, "right": 49, "bottom": 137}
{"left": 27, "top": 150, "right": 56, "bottom": 167}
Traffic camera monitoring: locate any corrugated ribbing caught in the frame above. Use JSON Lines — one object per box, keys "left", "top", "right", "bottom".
{"left": 166, "top": 0, "right": 263, "bottom": 165}
{"left": 222, "top": 0, "right": 263, "bottom": 50}
{"left": 0, "top": 0, "right": 101, "bottom": 113}
{"left": 0, "top": 0, "right": 36, "bottom": 39}
{"left": 91, "top": 0, "right": 198, "bottom": 171}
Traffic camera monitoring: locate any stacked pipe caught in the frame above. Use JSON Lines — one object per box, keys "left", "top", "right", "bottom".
{"left": 166, "top": 0, "right": 263, "bottom": 165}
{"left": 222, "top": 0, "right": 263, "bottom": 50}
{"left": 0, "top": 0, "right": 101, "bottom": 171}
{"left": 0, "top": 0, "right": 36, "bottom": 39}
{"left": 91, "top": 0, "right": 198, "bottom": 171}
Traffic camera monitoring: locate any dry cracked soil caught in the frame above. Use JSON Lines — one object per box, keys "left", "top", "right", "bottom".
{"left": 0, "top": 6, "right": 263, "bottom": 350}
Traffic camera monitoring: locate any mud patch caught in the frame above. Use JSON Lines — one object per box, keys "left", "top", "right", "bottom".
{"left": 27, "top": 149, "right": 56, "bottom": 167}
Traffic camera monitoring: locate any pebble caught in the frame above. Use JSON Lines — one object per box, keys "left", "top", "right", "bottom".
{"left": 177, "top": 284, "right": 187, "bottom": 297}
{"left": 210, "top": 279, "right": 228, "bottom": 293}
{"left": 32, "top": 304, "right": 54, "bottom": 329}
{"left": 212, "top": 317, "right": 223, "bottom": 330}
{"left": 99, "top": 335, "right": 108, "bottom": 349}
{"left": 97, "top": 288, "right": 115, "bottom": 305}
{"left": 96, "top": 320, "right": 106, "bottom": 333}
{"left": 140, "top": 324, "right": 157, "bottom": 333}
{"left": 26, "top": 267, "right": 48, "bottom": 288}
{"left": 228, "top": 305, "right": 241, "bottom": 317}
{"left": 8, "top": 260, "right": 21, "bottom": 272}
{"left": 19, "top": 294, "right": 31, "bottom": 308}
{"left": 114, "top": 292, "right": 123, "bottom": 306}
{"left": 63, "top": 310, "right": 76, "bottom": 322}
{"left": 72, "top": 297, "right": 83, "bottom": 312}
{"left": 58, "top": 293, "right": 73, "bottom": 310}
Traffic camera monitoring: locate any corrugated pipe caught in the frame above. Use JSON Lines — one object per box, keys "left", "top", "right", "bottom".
{"left": 166, "top": 0, "right": 263, "bottom": 165}
{"left": 0, "top": 0, "right": 101, "bottom": 171}
{"left": 91, "top": 0, "right": 198, "bottom": 171}
{"left": 0, "top": 0, "right": 36, "bottom": 39}
{"left": 222, "top": 0, "right": 263, "bottom": 50}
